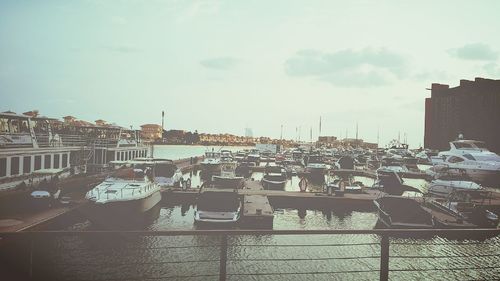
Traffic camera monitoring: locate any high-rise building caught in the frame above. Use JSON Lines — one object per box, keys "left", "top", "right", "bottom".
{"left": 245, "top": 127, "right": 253, "bottom": 137}
{"left": 424, "top": 77, "right": 500, "bottom": 153}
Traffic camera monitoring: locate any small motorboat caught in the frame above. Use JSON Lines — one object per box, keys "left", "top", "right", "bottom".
{"left": 194, "top": 190, "right": 241, "bottom": 225}
{"left": 374, "top": 196, "right": 434, "bottom": 228}
{"left": 428, "top": 190, "right": 499, "bottom": 228}
{"left": 212, "top": 162, "right": 244, "bottom": 189}
{"left": 261, "top": 166, "right": 287, "bottom": 190}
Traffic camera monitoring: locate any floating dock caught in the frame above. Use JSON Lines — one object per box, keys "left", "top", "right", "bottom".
{"left": 240, "top": 195, "right": 274, "bottom": 229}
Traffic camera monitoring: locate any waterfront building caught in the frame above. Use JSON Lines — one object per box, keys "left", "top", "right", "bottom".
{"left": 342, "top": 138, "right": 364, "bottom": 147}
{"left": 318, "top": 136, "right": 339, "bottom": 147}
{"left": 140, "top": 124, "right": 162, "bottom": 141}
{"left": 0, "top": 112, "right": 82, "bottom": 191}
{"left": 424, "top": 77, "right": 500, "bottom": 153}
{"left": 0, "top": 111, "right": 148, "bottom": 191}
{"left": 95, "top": 119, "right": 107, "bottom": 126}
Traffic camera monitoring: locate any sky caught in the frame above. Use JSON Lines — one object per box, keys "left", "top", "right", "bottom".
{"left": 1, "top": 0, "right": 500, "bottom": 148}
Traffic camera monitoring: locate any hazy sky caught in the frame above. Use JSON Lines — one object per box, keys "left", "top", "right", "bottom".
{"left": 1, "top": 0, "right": 499, "bottom": 147}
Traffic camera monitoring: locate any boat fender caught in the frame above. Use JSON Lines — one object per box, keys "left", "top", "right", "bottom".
{"left": 299, "top": 177, "right": 308, "bottom": 192}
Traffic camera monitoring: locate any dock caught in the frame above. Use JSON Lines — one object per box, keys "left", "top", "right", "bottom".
{"left": 240, "top": 195, "right": 274, "bottom": 228}
{"left": 330, "top": 169, "right": 432, "bottom": 180}
{"left": 0, "top": 201, "right": 87, "bottom": 232}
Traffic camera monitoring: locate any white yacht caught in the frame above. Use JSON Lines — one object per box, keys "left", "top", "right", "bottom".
{"left": 194, "top": 189, "right": 241, "bottom": 225}
{"left": 200, "top": 151, "right": 222, "bottom": 174}
{"left": 84, "top": 165, "right": 161, "bottom": 227}
{"left": 428, "top": 179, "right": 483, "bottom": 197}
{"left": 126, "top": 158, "right": 183, "bottom": 188}
{"left": 429, "top": 140, "right": 500, "bottom": 186}
{"left": 212, "top": 162, "right": 244, "bottom": 188}
{"left": 261, "top": 165, "right": 287, "bottom": 190}
{"left": 431, "top": 139, "right": 500, "bottom": 164}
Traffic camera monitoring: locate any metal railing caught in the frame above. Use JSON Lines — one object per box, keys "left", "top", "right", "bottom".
{"left": 0, "top": 229, "right": 499, "bottom": 281}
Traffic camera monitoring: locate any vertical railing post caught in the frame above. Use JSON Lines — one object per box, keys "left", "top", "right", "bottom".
{"left": 28, "top": 234, "right": 34, "bottom": 280}
{"left": 380, "top": 234, "right": 389, "bottom": 281}
{"left": 219, "top": 235, "right": 228, "bottom": 281}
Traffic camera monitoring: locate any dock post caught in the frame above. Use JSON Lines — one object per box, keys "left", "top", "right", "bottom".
{"left": 380, "top": 234, "right": 389, "bottom": 281}
{"left": 219, "top": 235, "right": 228, "bottom": 281}
{"left": 28, "top": 235, "right": 34, "bottom": 280}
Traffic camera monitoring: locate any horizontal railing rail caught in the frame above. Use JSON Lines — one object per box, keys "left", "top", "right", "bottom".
{"left": 0, "top": 229, "right": 498, "bottom": 281}
{"left": 2, "top": 228, "right": 498, "bottom": 236}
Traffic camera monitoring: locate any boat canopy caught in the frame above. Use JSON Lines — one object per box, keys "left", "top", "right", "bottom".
{"left": 197, "top": 191, "right": 239, "bottom": 212}
{"left": 32, "top": 168, "right": 66, "bottom": 175}
{"left": 451, "top": 140, "right": 489, "bottom": 150}
{"left": 110, "top": 168, "right": 146, "bottom": 181}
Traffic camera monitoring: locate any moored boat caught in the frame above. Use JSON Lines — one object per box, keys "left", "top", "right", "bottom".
{"left": 84, "top": 166, "right": 161, "bottom": 228}
{"left": 212, "top": 162, "right": 244, "bottom": 189}
{"left": 427, "top": 179, "right": 483, "bottom": 197}
{"left": 429, "top": 139, "right": 500, "bottom": 186}
{"left": 194, "top": 189, "right": 241, "bottom": 225}
{"left": 374, "top": 195, "right": 434, "bottom": 228}
{"left": 427, "top": 190, "right": 499, "bottom": 228}
{"left": 261, "top": 166, "right": 287, "bottom": 190}
{"left": 200, "top": 150, "right": 222, "bottom": 176}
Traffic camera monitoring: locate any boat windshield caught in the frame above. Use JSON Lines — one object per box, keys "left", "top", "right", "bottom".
{"left": 453, "top": 142, "right": 473, "bottom": 149}
{"left": 198, "top": 192, "right": 239, "bottom": 211}
{"left": 222, "top": 163, "right": 235, "bottom": 172}
{"left": 266, "top": 166, "right": 283, "bottom": 174}
{"left": 453, "top": 141, "right": 488, "bottom": 150}
{"left": 155, "top": 163, "right": 177, "bottom": 177}
{"left": 206, "top": 152, "right": 220, "bottom": 158}
{"left": 111, "top": 168, "right": 145, "bottom": 181}
{"left": 473, "top": 141, "right": 488, "bottom": 149}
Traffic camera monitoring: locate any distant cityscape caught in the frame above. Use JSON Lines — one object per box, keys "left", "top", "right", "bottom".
{"left": 4, "top": 77, "right": 498, "bottom": 152}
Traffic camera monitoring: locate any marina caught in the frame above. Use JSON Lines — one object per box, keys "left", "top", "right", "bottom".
{"left": 2, "top": 2, "right": 500, "bottom": 278}
{"left": 1, "top": 128, "right": 500, "bottom": 280}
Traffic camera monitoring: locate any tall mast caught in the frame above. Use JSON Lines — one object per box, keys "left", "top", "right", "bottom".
{"left": 161, "top": 110, "right": 164, "bottom": 131}
{"left": 355, "top": 121, "right": 358, "bottom": 141}
{"left": 319, "top": 116, "right": 322, "bottom": 137}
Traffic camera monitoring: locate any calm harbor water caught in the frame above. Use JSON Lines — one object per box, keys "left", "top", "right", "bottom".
{"left": 152, "top": 145, "right": 251, "bottom": 160}
{"left": 41, "top": 146, "right": 499, "bottom": 280}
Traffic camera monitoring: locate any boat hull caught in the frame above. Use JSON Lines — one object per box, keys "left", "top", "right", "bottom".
{"left": 465, "top": 169, "right": 500, "bottom": 187}
{"left": 83, "top": 191, "right": 161, "bottom": 228}
{"left": 374, "top": 197, "right": 434, "bottom": 229}
{"left": 261, "top": 178, "right": 286, "bottom": 190}
{"left": 212, "top": 176, "right": 244, "bottom": 189}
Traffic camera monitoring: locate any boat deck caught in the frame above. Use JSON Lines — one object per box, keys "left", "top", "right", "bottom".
{"left": 420, "top": 204, "right": 476, "bottom": 228}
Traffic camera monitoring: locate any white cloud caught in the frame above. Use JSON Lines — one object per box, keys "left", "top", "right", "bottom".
{"left": 448, "top": 43, "right": 498, "bottom": 61}
{"left": 285, "top": 48, "right": 409, "bottom": 87}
